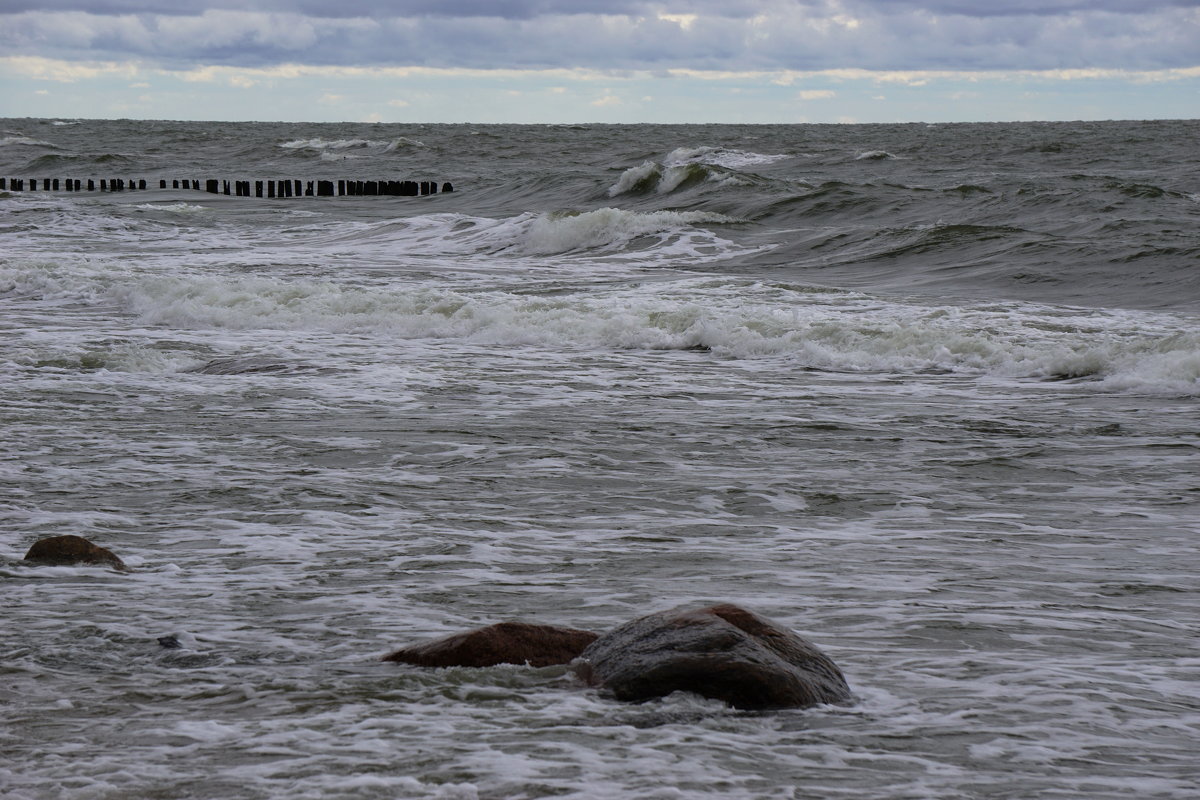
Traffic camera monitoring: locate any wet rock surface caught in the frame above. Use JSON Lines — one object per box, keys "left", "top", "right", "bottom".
{"left": 383, "top": 621, "right": 600, "bottom": 668}
{"left": 572, "top": 603, "right": 850, "bottom": 710}
{"left": 23, "top": 535, "right": 129, "bottom": 572}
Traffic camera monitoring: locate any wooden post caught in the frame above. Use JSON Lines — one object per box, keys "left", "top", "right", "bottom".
{"left": 88, "top": 179, "right": 95, "bottom": 191}
{"left": 0, "top": 178, "right": 5, "bottom": 190}
{"left": 442, "top": 182, "right": 454, "bottom": 193}
{"left": 206, "top": 179, "right": 218, "bottom": 194}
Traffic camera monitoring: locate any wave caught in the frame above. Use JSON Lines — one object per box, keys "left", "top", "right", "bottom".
{"left": 1, "top": 135, "right": 59, "bottom": 148}
{"left": 133, "top": 202, "right": 208, "bottom": 213}
{"left": 385, "top": 137, "right": 426, "bottom": 151}
{"left": 608, "top": 161, "right": 736, "bottom": 197}
{"left": 606, "top": 145, "right": 784, "bottom": 197}
{"left": 663, "top": 146, "right": 789, "bottom": 169}
{"left": 521, "top": 208, "right": 741, "bottom": 255}
{"left": 6, "top": 263, "right": 1196, "bottom": 393}
{"left": 856, "top": 150, "right": 900, "bottom": 160}
{"left": 279, "top": 137, "right": 383, "bottom": 151}
{"left": 279, "top": 136, "right": 424, "bottom": 152}
{"left": 319, "top": 209, "right": 747, "bottom": 262}
{"left": 21, "top": 152, "right": 140, "bottom": 171}
{"left": 5, "top": 339, "right": 197, "bottom": 375}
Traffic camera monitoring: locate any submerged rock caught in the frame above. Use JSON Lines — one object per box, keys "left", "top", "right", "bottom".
{"left": 383, "top": 621, "right": 600, "bottom": 668}
{"left": 572, "top": 603, "right": 850, "bottom": 710}
{"left": 23, "top": 535, "right": 129, "bottom": 572}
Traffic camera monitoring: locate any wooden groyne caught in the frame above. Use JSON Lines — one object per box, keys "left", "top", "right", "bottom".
{"left": 0, "top": 177, "right": 453, "bottom": 197}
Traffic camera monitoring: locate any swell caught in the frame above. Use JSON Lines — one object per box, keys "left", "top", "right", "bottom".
{"left": 723, "top": 170, "right": 1200, "bottom": 311}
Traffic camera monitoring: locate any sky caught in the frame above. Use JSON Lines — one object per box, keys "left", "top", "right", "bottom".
{"left": 1, "top": 0, "right": 1198, "bottom": 123}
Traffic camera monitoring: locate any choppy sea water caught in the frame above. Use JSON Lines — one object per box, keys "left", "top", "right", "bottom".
{"left": 2, "top": 118, "right": 1198, "bottom": 799}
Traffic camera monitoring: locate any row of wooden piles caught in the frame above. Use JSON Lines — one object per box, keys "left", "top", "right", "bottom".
{"left": 1, "top": 177, "right": 453, "bottom": 197}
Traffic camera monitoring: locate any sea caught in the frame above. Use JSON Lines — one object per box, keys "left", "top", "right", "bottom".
{"left": 2, "top": 118, "right": 1198, "bottom": 800}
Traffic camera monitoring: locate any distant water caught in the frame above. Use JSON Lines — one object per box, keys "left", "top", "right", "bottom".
{"left": 2, "top": 118, "right": 1198, "bottom": 800}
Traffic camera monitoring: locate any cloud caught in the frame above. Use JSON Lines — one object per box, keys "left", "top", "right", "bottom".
{"left": 798, "top": 89, "right": 836, "bottom": 99}
{"left": 0, "top": 2, "right": 1195, "bottom": 75}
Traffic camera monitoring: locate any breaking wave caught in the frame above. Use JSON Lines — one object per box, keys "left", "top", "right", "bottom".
{"left": 6, "top": 262, "right": 1196, "bottom": 392}
{"left": 606, "top": 145, "right": 784, "bottom": 196}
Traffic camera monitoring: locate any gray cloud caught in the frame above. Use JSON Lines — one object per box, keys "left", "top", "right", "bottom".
{"left": 2, "top": 1, "right": 1197, "bottom": 73}
{"left": 4, "top": 1, "right": 1195, "bottom": 17}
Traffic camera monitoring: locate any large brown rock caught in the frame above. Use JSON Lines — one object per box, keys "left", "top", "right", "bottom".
{"left": 23, "top": 535, "right": 129, "bottom": 572}
{"left": 383, "top": 621, "right": 600, "bottom": 668}
{"left": 572, "top": 603, "right": 850, "bottom": 710}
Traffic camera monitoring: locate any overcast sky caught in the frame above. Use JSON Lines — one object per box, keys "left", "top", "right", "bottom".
{"left": 2, "top": 0, "right": 1197, "bottom": 122}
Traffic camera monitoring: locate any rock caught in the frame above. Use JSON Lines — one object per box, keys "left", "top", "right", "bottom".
{"left": 572, "top": 603, "right": 850, "bottom": 710}
{"left": 383, "top": 621, "right": 600, "bottom": 668}
{"left": 23, "top": 535, "right": 129, "bottom": 572}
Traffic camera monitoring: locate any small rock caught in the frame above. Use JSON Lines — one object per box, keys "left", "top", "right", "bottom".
{"left": 383, "top": 621, "right": 600, "bottom": 668}
{"left": 572, "top": 603, "right": 850, "bottom": 710}
{"left": 23, "top": 535, "right": 129, "bottom": 572}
